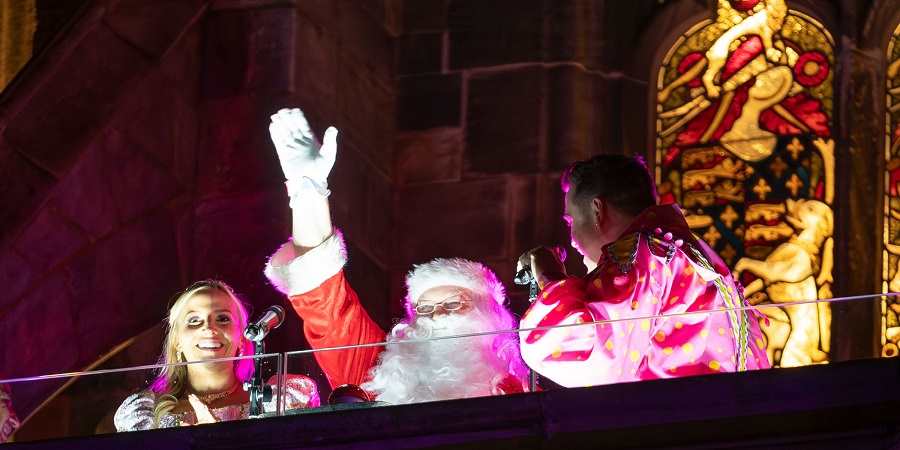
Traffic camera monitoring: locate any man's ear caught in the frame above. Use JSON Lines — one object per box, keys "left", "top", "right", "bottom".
{"left": 591, "top": 197, "right": 604, "bottom": 224}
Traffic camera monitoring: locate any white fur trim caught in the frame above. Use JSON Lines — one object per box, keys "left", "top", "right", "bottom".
{"left": 264, "top": 231, "right": 347, "bottom": 296}
{"left": 405, "top": 258, "right": 506, "bottom": 310}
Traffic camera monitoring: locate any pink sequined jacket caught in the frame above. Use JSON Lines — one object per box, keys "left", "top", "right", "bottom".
{"left": 519, "top": 204, "right": 770, "bottom": 387}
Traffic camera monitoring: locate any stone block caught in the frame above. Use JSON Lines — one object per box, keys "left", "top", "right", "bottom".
{"left": 547, "top": 65, "right": 599, "bottom": 170}
{"left": 400, "top": 0, "right": 447, "bottom": 33}
{"left": 329, "top": 143, "right": 374, "bottom": 244}
{"left": 295, "top": 15, "right": 339, "bottom": 117}
{"left": 396, "top": 32, "right": 443, "bottom": 75}
{"left": 337, "top": 2, "right": 396, "bottom": 84}
{"left": 620, "top": 77, "right": 649, "bottom": 157}
{"left": 203, "top": 7, "right": 296, "bottom": 99}
{"left": 0, "top": 272, "right": 78, "bottom": 380}
{"left": 99, "top": 128, "right": 180, "bottom": 223}
{"left": 591, "top": 75, "right": 622, "bottom": 156}
{"left": 394, "top": 177, "right": 508, "bottom": 265}
{"left": 245, "top": 7, "right": 297, "bottom": 94}
{"left": 447, "top": 0, "right": 542, "bottom": 69}
{"left": 465, "top": 67, "right": 543, "bottom": 174}
{"left": 364, "top": 174, "right": 393, "bottom": 265}
{"left": 507, "top": 175, "right": 537, "bottom": 260}
{"left": 111, "top": 71, "right": 199, "bottom": 175}
{"left": 394, "top": 127, "right": 462, "bottom": 185}
{"left": 13, "top": 207, "right": 88, "bottom": 276}
{"left": 201, "top": 10, "right": 247, "bottom": 99}
{"left": 159, "top": 28, "right": 202, "bottom": 103}
{"left": 0, "top": 249, "right": 34, "bottom": 310}
{"left": 189, "top": 191, "right": 286, "bottom": 281}
{"left": 4, "top": 25, "right": 148, "bottom": 176}
{"left": 543, "top": 0, "right": 606, "bottom": 66}
{"left": 335, "top": 62, "right": 395, "bottom": 176}
{"left": 352, "top": 0, "right": 403, "bottom": 37}
{"left": 104, "top": 0, "right": 205, "bottom": 58}
{"left": 588, "top": 0, "right": 660, "bottom": 70}
{"left": 295, "top": 0, "right": 339, "bottom": 30}
{"left": 198, "top": 95, "right": 285, "bottom": 198}
{"left": 544, "top": 0, "right": 579, "bottom": 62}
{"left": 46, "top": 142, "right": 119, "bottom": 239}
{"left": 0, "top": 147, "right": 56, "bottom": 244}
{"left": 65, "top": 210, "right": 180, "bottom": 357}
{"left": 397, "top": 73, "right": 461, "bottom": 130}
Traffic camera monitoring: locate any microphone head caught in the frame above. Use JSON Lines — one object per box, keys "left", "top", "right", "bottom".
{"left": 514, "top": 268, "right": 533, "bottom": 286}
{"left": 271, "top": 305, "right": 285, "bottom": 320}
{"left": 244, "top": 324, "right": 262, "bottom": 341}
{"left": 244, "top": 305, "right": 287, "bottom": 342}
{"left": 268, "top": 305, "right": 285, "bottom": 329}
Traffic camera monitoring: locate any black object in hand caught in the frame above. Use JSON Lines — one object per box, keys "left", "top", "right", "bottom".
{"left": 514, "top": 267, "right": 539, "bottom": 303}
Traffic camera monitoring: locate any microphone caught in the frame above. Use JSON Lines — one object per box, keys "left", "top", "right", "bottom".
{"left": 515, "top": 246, "right": 567, "bottom": 303}
{"left": 514, "top": 267, "right": 539, "bottom": 303}
{"left": 244, "top": 305, "right": 286, "bottom": 342}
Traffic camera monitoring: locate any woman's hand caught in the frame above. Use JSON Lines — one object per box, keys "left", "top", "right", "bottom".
{"left": 187, "top": 395, "right": 217, "bottom": 425}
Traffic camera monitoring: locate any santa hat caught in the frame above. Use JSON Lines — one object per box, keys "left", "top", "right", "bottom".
{"left": 404, "top": 258, "right": 506, "bottom": 313}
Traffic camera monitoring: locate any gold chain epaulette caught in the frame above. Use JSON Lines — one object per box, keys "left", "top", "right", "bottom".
{"left": 684, "top": 242, "right": 751, "bottom": 371}
{"left": 604, "top": 232, "right": 640, "bottom": 273}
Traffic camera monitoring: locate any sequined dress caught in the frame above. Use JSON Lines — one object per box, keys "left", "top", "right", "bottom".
{"left": 113, "top": 375, "right": 319, "bottom": 431}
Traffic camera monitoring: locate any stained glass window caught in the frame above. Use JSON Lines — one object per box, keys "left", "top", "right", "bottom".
{"left": 882, "top": 23, "right": 900, "bottom": 357}
{"left": 655, "top": 0, "right": 834, "bottom": 367}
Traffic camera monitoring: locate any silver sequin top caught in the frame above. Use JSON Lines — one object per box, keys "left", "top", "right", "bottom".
{"left": 113, "top": 375, "right": 319, "bottom": 431}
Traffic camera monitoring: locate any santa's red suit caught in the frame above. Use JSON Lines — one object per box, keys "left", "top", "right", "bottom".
{"left": 265, "top": 231, "right": 526, "bottom": 399}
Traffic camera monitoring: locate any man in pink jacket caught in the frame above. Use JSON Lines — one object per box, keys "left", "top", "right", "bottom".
{"left": 518, "top": 155, "right": 770, "bottom": 387}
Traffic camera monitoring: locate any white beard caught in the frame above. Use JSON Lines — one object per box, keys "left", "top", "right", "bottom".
{"left": 361, "top": 312, "right": 515, "bottom": 404}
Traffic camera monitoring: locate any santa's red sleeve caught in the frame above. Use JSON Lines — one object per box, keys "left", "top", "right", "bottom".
{"left": 265, "top": 231, "right": 385, "bottom": 388}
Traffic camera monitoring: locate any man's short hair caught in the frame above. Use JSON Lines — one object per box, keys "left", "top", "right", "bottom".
{"left": 562, "top": 154, "right": 658, "bottom": 217}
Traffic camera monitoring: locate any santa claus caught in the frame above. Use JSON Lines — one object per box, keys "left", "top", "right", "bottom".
{"left": 264, "top": 108, "right": 529, "bottom": 404}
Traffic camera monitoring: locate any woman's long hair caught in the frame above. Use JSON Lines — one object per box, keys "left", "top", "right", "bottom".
{"left": 148, "top": 280, "right": 254, "bottom": 425}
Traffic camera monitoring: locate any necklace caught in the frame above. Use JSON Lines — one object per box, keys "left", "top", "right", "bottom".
{"left": 194, "top": 382, "right": 239, "bottom": 404}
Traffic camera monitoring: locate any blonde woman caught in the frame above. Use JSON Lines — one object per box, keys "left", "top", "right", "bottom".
{"left": 114, "top": 280, "right": 319, "bottom": 431}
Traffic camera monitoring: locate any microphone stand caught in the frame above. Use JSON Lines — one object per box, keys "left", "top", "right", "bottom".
{"left": 244, "top": 328, "right": 273, "bottom": 417}
{"left": 514, "top": 267, "right": 540, "bottom": 393}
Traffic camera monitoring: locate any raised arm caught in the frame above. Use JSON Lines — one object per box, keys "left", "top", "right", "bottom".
{"left": 268, "top": 108, "right": 338, "bottom": 250}
{"left": 265, "top": 108, "right": 385, "bottom": 388}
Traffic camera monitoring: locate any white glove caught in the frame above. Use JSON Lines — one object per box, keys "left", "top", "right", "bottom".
{"left": 268, "top": 108, "right": 338, "bottom": 198}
